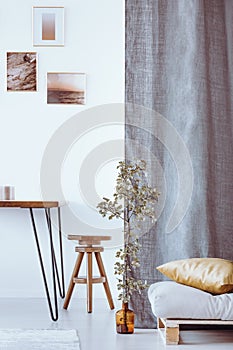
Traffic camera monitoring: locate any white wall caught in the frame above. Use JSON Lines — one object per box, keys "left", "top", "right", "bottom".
{"left": 0, "top": 0, "right": 124, "bottom": 299}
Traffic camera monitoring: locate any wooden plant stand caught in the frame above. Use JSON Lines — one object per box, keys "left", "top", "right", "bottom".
{"left": 157, "top": 317, "right": 233, "bottom": 345}
{"left": 63, "top": 235, "right": 115, "bottom": 313}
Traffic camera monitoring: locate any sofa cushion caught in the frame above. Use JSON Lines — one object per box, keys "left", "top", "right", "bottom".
{"left": 156, "top": 258, "right": 233, "bottom": 294}
{"left": 148, "top": 281, "right": 233, "bottom": 320}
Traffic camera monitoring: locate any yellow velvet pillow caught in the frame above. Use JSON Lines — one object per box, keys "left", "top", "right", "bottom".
{"left": 156, "top": 258, "right": 233, "bottom": 294}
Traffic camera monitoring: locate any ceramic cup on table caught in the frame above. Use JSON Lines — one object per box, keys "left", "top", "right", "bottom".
{"left": 0, "top": 185, "right": 15, "bottom": 200}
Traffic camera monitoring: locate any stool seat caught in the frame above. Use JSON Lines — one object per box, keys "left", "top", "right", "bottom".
{"left": 67, "top": 234, "right": 111, "bottom": 246}
{"left": 63, "top": 235, "right": 115, "bottom": 313}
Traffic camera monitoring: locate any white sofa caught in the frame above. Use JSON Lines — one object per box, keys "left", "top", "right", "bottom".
{"left": 148, "top": 281, "right": 233, "bottom": 345}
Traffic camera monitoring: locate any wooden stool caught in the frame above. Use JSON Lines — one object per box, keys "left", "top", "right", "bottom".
{"left": 63, "top": 235, "right": 115, "bottom": 313}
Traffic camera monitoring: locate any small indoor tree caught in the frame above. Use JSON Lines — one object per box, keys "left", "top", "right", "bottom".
{"left": 97, "top": 160, "right": 160, "bottom": 334}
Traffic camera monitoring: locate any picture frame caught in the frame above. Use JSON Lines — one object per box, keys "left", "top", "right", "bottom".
{"left": 47, "top": 72, "right": 86, "bottom": 105}
{"left": 7, "top": 52, "right": 37, "bottom": 92}
{"left": 33, "top": 7, "right": 64, "bottom": 47}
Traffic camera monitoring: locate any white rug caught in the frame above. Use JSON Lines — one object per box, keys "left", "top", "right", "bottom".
{"left": 0, "top": 329, "right": 80, "bottom": 349}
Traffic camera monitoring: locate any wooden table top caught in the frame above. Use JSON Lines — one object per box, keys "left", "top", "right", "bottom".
{"left": 0, "top": 201, "right": 62, "bottom": 208}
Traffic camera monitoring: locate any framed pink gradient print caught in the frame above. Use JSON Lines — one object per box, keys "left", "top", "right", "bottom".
{"left": 33, "top": 7, "right": 64, "bottom": 47}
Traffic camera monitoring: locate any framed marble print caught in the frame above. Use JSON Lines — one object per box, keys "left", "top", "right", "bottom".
{"left": 7, "top": 52, "right": 37, "bottom": 92}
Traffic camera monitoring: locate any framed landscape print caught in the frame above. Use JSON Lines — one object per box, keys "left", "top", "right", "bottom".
{"left": 7, "top": 52, "right": 37, "bottom": 91}
{"left": 33, "top": 7, "right": 64, "bottom": 46}
{"left": 47, "top": 73, "right": 86, "bottom": 105}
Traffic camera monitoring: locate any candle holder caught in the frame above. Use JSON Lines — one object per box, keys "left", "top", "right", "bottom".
{"left": 0, "top": 185, "right": 15, "bottom": 200}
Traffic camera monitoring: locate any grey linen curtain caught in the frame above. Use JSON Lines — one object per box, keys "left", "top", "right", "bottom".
{"left": 125, "top": 0, "right": 233, "bottom": 328}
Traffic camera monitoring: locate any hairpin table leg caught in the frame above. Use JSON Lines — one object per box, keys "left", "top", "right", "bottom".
{"left": 29, "top": 208, "right": 61, "bottom": 321}
{"left": 45, "top": 207, "right": 65, "bottom": 298}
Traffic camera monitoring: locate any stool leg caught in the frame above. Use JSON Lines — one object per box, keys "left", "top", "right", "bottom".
{"left": 63, "top": 252, "right": 84, "bottom": 309}
{"left": 87, "top": 252, "right": 93, "bottom": 313}
{"left": 95, "top": 252, "right": 115, "bottom": 310}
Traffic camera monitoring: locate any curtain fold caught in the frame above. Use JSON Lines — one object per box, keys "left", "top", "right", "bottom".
{"left": 125, "top": 0, "right": 233, "bottom": 328}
